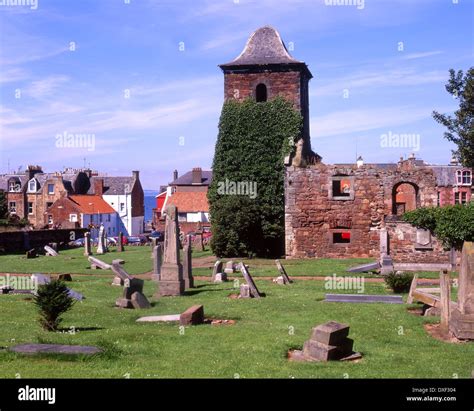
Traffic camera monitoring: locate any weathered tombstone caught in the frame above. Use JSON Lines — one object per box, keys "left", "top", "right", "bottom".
{"left": 84, "top": 232, "right": 92, "bottom": 256}
{"left": 449, "top": 242, "right": 474, "bottom": 339}
{"left": 151, "top": 244, "right": 162, "bottom": 282}
{"left": 44, "top": 245, "right": 58, "bottom": 257}
{"left": 112, "top": 262, "right": 148, "bottom": 309}
{"left": 183, "top": 235, "right": 194, "bottom": 289}
{"left": 180, "top": 305, "right": 204, "bottom": 325}
{"left": 131, "top": 291, "right": 151, "bottom": 309}
{"left": 292, "top": 321, "right": 360, "bottom": 362}
{"left": 380, "top": 254, "right": 394, "bottom": 275}
{"left": 88, "top": 256, "right": 111, "bottom": 270}
{"left": 224, "top": 261, "right": 234, "bottom": 275}
{"left": 239, "top": 284, "right": 250, "bottom": 298}
{"left": 214, "top": 273, "right": 227, "bottom": 283}
{"left": 57, "top": 274, "right": 72, "bottom": 282}
{"left": 193, "top": 232, "right": 204, "bottom": 252}
{"left": 439, "top": 270, "right": 451, "bottom": 331}
{"left": 275, "top": 260, "right": 292, "bottom": 284}
{"left": 379, "top": 228, "right": 388, "bottom": 255}
{"left": 50, "top": 242, "right": 58, "bottom": 252}
{"left": 26, "top": 249, "right": 37, "bottom": 259}
{"left": 117, "top": 232, "right": 124, "bottom": 252}
{"left": 156, "top": 205, "right": 185, "bottom": 297}
{"left": 96, "top": 224, "right": 107, "bottom": 254}
{"left": 211, "top": 261, "right": 223, "bottom": 283}
{"left": 239, "top": 264, "right": 262, "bottom": 298}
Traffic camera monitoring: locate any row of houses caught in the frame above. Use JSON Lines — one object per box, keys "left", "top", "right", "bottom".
{"left": 0, "top": 165, "right": 144, "bottom": 237}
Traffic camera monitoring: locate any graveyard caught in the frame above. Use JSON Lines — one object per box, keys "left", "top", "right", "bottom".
{"left": 0, "top": 224, "right": 472, "bottom": 378}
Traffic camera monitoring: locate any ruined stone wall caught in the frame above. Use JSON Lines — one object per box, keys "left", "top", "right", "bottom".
{"left": 285, "top": 159, "right": 449, "bottom": 263}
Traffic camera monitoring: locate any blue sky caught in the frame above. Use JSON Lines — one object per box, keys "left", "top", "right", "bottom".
{"left": 0, "top": 0, "right": 473, "bottom": 189}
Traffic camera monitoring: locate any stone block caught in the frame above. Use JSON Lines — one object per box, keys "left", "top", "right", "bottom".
{"left": 131, "top": 291, "right": 151, "bottom": 309}
{"left": 303, "top": 338, "right": 353, "bottom": 361}
{"left": 311, "top": 321, "right": 350, "bottom": 346}
{"left": 180, "top": 305, "right": 204, "bottom": 326}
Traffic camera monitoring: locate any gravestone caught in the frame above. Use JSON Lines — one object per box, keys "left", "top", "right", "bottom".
{"left": 44, "top": 245, "right": 58, "bottom": 257}
{"left": 379, "top": 228, "right": 388, "bottom": 255}
{"left": 275, "top": 260, "right": 292, "bottom": 284}
{"left": 183, "top": 235, "right": 194, "bottom": 289}
{"left": 211, "top": 261, "right": 223, "bottom": 283}
{"left": 450, "top": 242, "right": 474, "bottom": 339}
{"left": 239, "top": 284, "right": 250, "bottom": 298}
{"left": 84, "top": 232, "right": 92, "bottom": 256}
{"left": 380, "top": 254, "right": 394, "bottom": 275}
{"left": 156, "top": 205, "right": 185, "bottom": 297}
{"left": 239, "top": 264, "right": 262, "bottom": 298}
{"left": 50, "top": 242, "right": 58, "bottom": 252}
{"left": 113, "top": 262, "right": 149, "bottom": 309}
{"left": 214, "top": 273, "right": 227, "bottom": 283}
{"left": 292, "top": 321, "right": 359, "bottom": 362}
{"left": 57, "top": 274, "right": 72, "bottom": 282}
{"left": 26, "top": 249, "right": 37, "bottom": 259}
{"left": 193, "top": 232, "right": 204, "bottom": 252}
{"left": 117, "top": 232, "right": 124, "bottom": 252}
{"left": 151, "top": 244, "right": 162, "bottom": 282}
{"left": 88, "top": 256, "right": 111, "bottom": 270}
{"left": 224, "top": 261, "right": 234, "bottom": 275}
{"left": 131, "top": 291, "right": 151, "bottom": 309}
{"left": 10, "top": 344, "right": 102, "bottom": 356}
{"left": 180, "top": 305, "right": 204, "bottom": 326}
{"left": 96, "top": 224, "right": 107, "bottom": 254}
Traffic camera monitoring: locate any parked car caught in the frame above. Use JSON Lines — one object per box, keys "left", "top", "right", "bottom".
{"left": 111, "top": 235, "right": 128, "bottom": 245}
{"left": 149, "top": 231, "right": 164, "bottom": 242}
{"left": 127, "top": 235, "right": 147, "bottom": 245}
{"left": 71, "top": 237, "right": 85, "bottom": 247}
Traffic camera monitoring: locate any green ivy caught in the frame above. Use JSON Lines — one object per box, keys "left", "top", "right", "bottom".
{"left": 208, "top": 97, "right": 302, "bottom": 257}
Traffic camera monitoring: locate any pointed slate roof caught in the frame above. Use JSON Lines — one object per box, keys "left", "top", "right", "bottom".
{"left": 219, "top": 26, "right": 312, "bottom": 77}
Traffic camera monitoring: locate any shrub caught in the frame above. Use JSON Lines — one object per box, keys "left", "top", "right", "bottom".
{"left": 33, "top": 280, "right": 75, "bottom": 331}
{"left": 403, "top": 203, "right": 474, "bottom": 249}
{"left": 384, "top": 271, "right": 414, "bottom": 294}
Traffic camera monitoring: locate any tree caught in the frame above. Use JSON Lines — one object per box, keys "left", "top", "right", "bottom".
{"left": 208, "top": 97, "right": 302, "bottom": 257}
{"left": 0, "top": 190, "right": 8, "bottom": 220}
{"left": 433, "top": 68, "right": 474, "bottom": 168}
{"left": 33, "top": 280, "right": 75, "bottom": 331}
{"left": 402, "top": 203, "right": 474, "bottom": 250}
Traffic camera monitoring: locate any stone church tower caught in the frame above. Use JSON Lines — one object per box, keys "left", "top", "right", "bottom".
{"left": 219, "top": 26, "right": 320, "bottom": 164}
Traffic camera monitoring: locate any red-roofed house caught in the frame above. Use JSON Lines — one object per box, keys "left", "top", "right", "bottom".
{"left": 46, "top": 195, "right": 119, "bottom": 238}
{"left": 152, "top": 167, "right": 211, "bottom": 234}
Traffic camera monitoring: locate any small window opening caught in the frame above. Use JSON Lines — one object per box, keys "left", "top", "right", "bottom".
{"left": 256, "top": 83, "right": 267, "bottom": 102}
{"left": 333, "top": 232, "right": 351, "bottom": 244}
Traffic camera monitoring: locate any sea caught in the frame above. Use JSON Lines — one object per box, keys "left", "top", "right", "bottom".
{"left": 144, "top": 190, "right": 159, "bottom": 223}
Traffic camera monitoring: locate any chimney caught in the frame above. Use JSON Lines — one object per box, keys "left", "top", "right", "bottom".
{"left": 26, "top": 165, "right": 43, "bottom": 180}
{"left": 173, "top": 169, "right": 178, "bottom": 181}
{"left": 94, "top": 178, "right": 104, "bottom": 196}
{"left": 132, "top": 170, "right": 139, "bottom": 180}
{"left": 192, "top": 167, "right": 202, "bottom": 185}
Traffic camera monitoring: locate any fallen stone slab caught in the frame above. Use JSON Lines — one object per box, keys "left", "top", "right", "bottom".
{"left": 44, "top": 245, "right": 58, "bottom": 257}
{"left": 347, "top": 261, "right": 379, "bottom": 273}
{"left": 325, "top": 294, "right": 403, "bottom": 304}
{"left": 10, "top": 343, "right": 102, "bottom": 355}
{"left": 136, "top": 314, "right": 181, "bottom": 323}
{"left": 180, "top": 305, "right": 204, "bottom": 326}
{"left": 67, "top": 289, "right": 84, "bottom": 301}
{"left": 88, "top": 256, "right": 111, "bottom": 270}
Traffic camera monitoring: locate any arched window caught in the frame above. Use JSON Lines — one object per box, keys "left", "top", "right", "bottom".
{"left": 392, "top": 182, "right": 418, "bottom": 215}
{"left": 256, "top": 83, "right": 267, "bottom": 102}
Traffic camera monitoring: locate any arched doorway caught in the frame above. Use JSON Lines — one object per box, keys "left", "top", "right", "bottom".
{"left": 392, "top": 182, "right": 419, "bottom": 215}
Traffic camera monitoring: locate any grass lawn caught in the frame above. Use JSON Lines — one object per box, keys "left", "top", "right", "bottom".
{"left": 0, "top": 274, "right": 471, "bottom": 378}
{"left": 0, "top": 247, "right": 453, "bottom": 280}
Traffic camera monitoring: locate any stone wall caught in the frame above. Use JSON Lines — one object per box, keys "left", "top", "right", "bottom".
{"left": 0, "top": 228, "right": 87, "bottom": 253}
{"left": 285, "top": 158, "right": 449, "bottom": 263}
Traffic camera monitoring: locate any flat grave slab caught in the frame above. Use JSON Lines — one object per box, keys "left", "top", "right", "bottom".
{"left": 136, "top": 314, "right": 180, "bottom": 323}
{"left": 325, "top": 294, "right": 403, "bottom": 304}
{"left": 347, "top": 261, "right": 379, "bottom": 273}
{"left": 10, "top": 343, "right": 102, "bottom": 355}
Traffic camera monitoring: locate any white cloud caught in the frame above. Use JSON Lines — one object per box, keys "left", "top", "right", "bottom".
{"left": 400, "top": 51, "right": 443, "bottom": 60}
